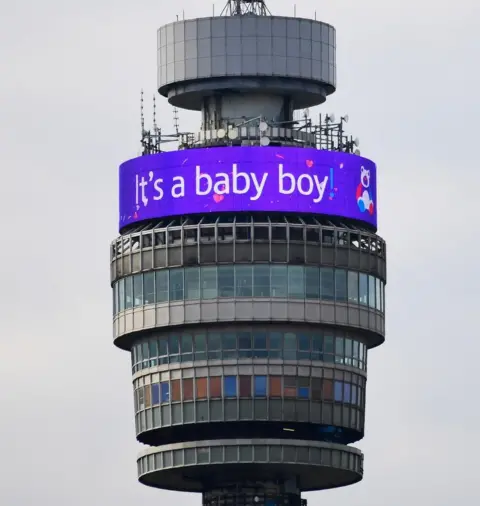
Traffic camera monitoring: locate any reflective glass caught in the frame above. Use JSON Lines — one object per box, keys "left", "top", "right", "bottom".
{"left": 253, "top": 265, "right": 270, "bottom": 297}
{"left": 321, "top": 268, "right": 334, "bottom": 300}
{"left": 119, "top": 278, "right": 125, "bottom": 311}
{"left": 347, "top": 271, "right": 358, "bottom": 303}
{"left": 185, "top": 268, "right": 200, "bottom": 300}
{"left": 254, "top": 376, "right": 267, "bottom": 396}
{"left": 359, "top": 273, "right": 368, "bottom": 306}
{"left": 170, "top": 270, "right": 184, "bottom": 301}
{"left": 368, "top": 275, "right": 375, "bottom": 309}
{"left": 144, "top": 272, "right": 155, "bottom": 305}
{"left": 208, "top": 332, "right": 221, "bottom": 360}
{"left": 125, "top": 276, "right": 133, "bottom": 309}
{"left": 218, "top": 266, "right": 234, "bottom": 297}
{"left": 155, "top": 270, "right": 168, "bottom": 302}
{"left": 201, "top": 267, "right": 217, "bottom": 299}
{"left": 305, "top": 266, "right": 320, "bottom": 299}
{"left": 224, "top": 376, "right": 237, "bottom": 397}
{"left": 235, "top": 265, "right": 252, "bottom": 297}
{"left": 335, "top": 269, "right": 347, "bottom": 302}
{"left": 194, "top": 333, "right": 207, "bottom": 361}
{"left": 271, "top": 265, "right": 287, "bottom": 297}
{"left": 288, "top": 265, "right": 304, "bottom": 299}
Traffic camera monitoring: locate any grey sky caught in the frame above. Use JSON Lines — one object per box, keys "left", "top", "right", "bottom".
{"left": 0, "top": 0, "right": 478, "bottom": 504}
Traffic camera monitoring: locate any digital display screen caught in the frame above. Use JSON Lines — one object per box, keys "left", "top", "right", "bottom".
{"left": 119, "top": 146, "right": 377, "bottom": 230}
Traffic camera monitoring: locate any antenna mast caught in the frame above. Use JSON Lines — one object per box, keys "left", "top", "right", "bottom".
{"left": 221, "top": 0, "right": 271, "bottom": 16}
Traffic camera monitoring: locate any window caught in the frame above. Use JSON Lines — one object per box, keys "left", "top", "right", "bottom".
{"left": 196, "top": 377, "right": 207, "bottom": 399}
{"left": 194, "top": 334, "right": 207, "bottom": 361}
{"left": 151, "top": 383, "right": 160, "bottom": 405}
{"left": 125, "top": 276, "right": 133, "bottom": 309}
{"left": 253, "top": 265, "right": 270, "bottom": 296}
{"left": 201, "top": 267, "right": 217, "bottom": 299}
{"left": 222, "top": 332, "right": 237, "bottom": 359}
{"left": 312, "top": 378, "right": 322, "bottom": 400}
{"left": 144, "top": 272, "right": 155, "bottom": 305}
{"left": 271, "top": 265, "right": 287, "bottom": 297}
{"left": 376, "top": 278, "right": 381, "bottom": 311}
{"left": 335, "top": 337, "right": 344, "bottom": 365}
{"left": 311, "top": 333, "right": 323, "bottom": 361}
{"left": 169, "top": 269, "right": 184, "bottom": 301}
{"left": 252, "top": 332, "right": 268, "bottom": 358}
{"left": 368, "top": 275, "right": 376, "bottom": 309}
{"left": 183, "top": 378, "right": 193, "bottom": 400}
{"left": 208, "top": 333, "right": 221, "bottom": 360}
{"left": 269, "top": 376, "right": 282, "bottom": 397}
{"left": 343, "top": 383, "right": 351, "bottom": 403}
{"left": 359, "top": 273, "right": 368, "bottom": 306}
{"left": 133, "top": 274, "right": 144, "bottom": 306}
{"left": 210, "top": 376, "right": 222, "bottom": 397}
{"left": 269, "top": 332, "right": 282, "bottom": 359}
{"left": 335, "top": 269, "right": 347, "bottom": 302}
{"left": 118, "top": 278, "right": 125, "bottom": 311}
{"left": 239, "top": 376, "right": 251, "bottom": 397}
{"left": 298, "top": 377, "right": 310, "bottom": 399}
{"left": 254, "top": 376, "right": 267, "bottom": 396}
{"left": 181, "top": 334, "right": 193, "bottom": 362}
{"left": 348, "top": 271, "right": 358, "bottom": 303}
{"left": 235, "top": 265, "right": 252, "bottom": 297}
{"left": 155, "top": 270, "right": 168, "bottom": 302}
{"left": 288, "top": 265, "right": 304, "bottom": 299}
{"left": 160, "top": 382, "right": 169, "bottom": 403}
{"left": 334, "top": 381, "right": 343, "bottom": 402}
{"left": 218, "top": 266, "right": 234, "bottom": 297}
{"left": 305, "top": 266, "right": 320, "bottom": 299}
{"left": 224, "top": 376, "right": 237, "bottom": 397}
{"left": 169, "top": 335, "right": 180, "bottom": 363}
{"left": 171, "top": 379, "right": 181, "bottom": 402}
{"left": 323, "top": 379, "right": 333, "bottom": 401}
{"left": 321, "top": 268, "right": 334, "bottom": 300}
{"left": 298, "top": 333, "right": 310, "bottom": 360}
{"left": 283, "top": 332, "right": 297, "bottom": 360}
{"left": 284, "top": 376, "right": 296, "bottom": 397}
{"left": 238, "top": 332, "right": 252, "bottom": 358}
{"left": 185, "top": 267, "right": 200, "bottom": 299}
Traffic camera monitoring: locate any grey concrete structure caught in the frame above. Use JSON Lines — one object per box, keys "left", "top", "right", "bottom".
{"left": 111, "top": 3, "right": 386, "bottom": 506}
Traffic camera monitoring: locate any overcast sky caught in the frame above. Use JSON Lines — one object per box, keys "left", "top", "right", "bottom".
{"left": 0, "top": 0, "right": 479, "bottom": 504}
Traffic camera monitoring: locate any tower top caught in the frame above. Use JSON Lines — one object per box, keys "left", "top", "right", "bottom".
{"left": 221, "top": 0, "right": 271, "bottom": 16}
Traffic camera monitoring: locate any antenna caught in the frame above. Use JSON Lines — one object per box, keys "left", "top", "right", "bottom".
{"left": 153, "top": 94, "right": 157, "bottom": 133}
{"left": 140, "top": 89, "right": 145, "bottom": 134}
{"left": 173, "top": 107, "right": 180, "bottom": 136}
{"left": 220, "top": 0, "right": 271, "bottom": 16}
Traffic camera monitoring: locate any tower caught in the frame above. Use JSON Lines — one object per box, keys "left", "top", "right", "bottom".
{"left": 111, "top": 1, "right": 386, "bottom": 505}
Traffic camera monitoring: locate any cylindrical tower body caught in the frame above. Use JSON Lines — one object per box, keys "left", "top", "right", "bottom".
{"left": 111, "top": 3, "right": 386, "bottom": 505}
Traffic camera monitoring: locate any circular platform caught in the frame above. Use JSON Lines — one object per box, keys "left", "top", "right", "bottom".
{"left": 137, "top": 438, "right": 363, "bottom": 492}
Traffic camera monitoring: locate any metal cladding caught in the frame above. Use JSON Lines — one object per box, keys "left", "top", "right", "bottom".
{"left": 111, "top": 3, "right": 386, "bottom": 505}
{"left": 157, "top": 16, "right": 336, "bottom": 110}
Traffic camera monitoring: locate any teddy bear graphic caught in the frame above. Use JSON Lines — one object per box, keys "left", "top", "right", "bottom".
{"left": 356, "top": 166, "right": 374, "bottom": 215}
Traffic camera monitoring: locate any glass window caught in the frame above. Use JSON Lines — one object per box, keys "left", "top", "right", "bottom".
{"left": 321, "top": 268, "right": 334, "bottom": 300}
{"left": 132, "top": 274, "right": 143, "bottom": 307}
{"left": 201, "top": 267, "right": 217, "bottom": 299}
{"left": 169, "top": 335, "right": 180, "bottom": 363}
{"left": 144, "top": 385, "right": 151, "bottom": 407}
{"left": 284, "top": 332, "right": 297, "bottom": 360}
{"left": 368, "top": 275, "right": 376, "bottom": 308}
{"left": 269, "top": 331, "right": 282, "bottom": 359}
{"left": 359, "top": 273, "right": 368, "bottom": 306}
{"left": 376, "top": 278, "right": 381, "bottom": 311}
{"left": 148, "top": 340, "right": 158, "bottom": 367}
{"left": 113, "top": 284, "right": 117, "bottom": 315}
{"left": 181, "top": 334, "right": 193, "bottom": 362}
{"left": 298, "top": 333, "right": 310, "bottom": 360}
{"left": 171, "top": 379, "right": 181, "bottom": 402}
{"left": 252, "top": 332, "right": 268, "bottom": 358}
{"left": 381, "top": 281, "right": 385, "bottom": 312}
{"left": 208, "top": 333, "right": 221, "bottom": 360}
{"left": 224, "top": 376, "right": 237, "bottom": 397}
{"left": 196, "top": 377, "right": 207, "bottom": 399}
{"left": 118, "top": 278, "right": 125, "bottom": 312}
{"left": 235, "top": 265, "right": 252, "bottom": 297}
{"left": 218, "top": 266, "right": 235, "bottom": 297}
{"left": 160, "top": 382, "right": 169, "bottom": 403}
{"left": 351, "top": 385, "right": 358, "bottom": 405}
{"left": 284, "top": 376, "right": 296, "bottom": 397}
{"left": 269, "top": 376, "right": 282, "bottom": 396}
{"left": 348, "top": 271, "right": 358, "bottom": 303}
{"left": 352, "top": 341, "right": 360, "bottom": 368}
{"left": 210, "top": 376, "right": 222, "bottom": 397}
{"left": 298, "top": 377, "right": 310, "bottom": 399}
{"left": 170, "top": 269, "right": 184, "bottom": 301}
{"left": 271, "top": 265, "right": 287, "bottom": 297}
{"left": 344, "top": 339, "right": 353, "bottom": 366}
{"left": 144, "top": 272, "right": 155, "bottom": 305}
{"left": 222, "top": 332, "right": 237, "bottom": 359}
{"left": 239, "top": 376, "right": 251, "bottom": 397}
{"left": 185, "top": 267, "right": 200, "bottom": 300}
{"left": 158, "top": 338, "right": 168, "bottom": 363}
{"left": 194, "top": 334, "right": 207, "bottom": 361}
{"left": 253, "top": 265, "right": 271, "bottom": 297}
{"left": 254, "top": 376, "right": 267, "bottom": 396}
{"left": 288, "top": 265, "right": 305, "bottom": 299}
{"left": 125, "top": 276, "right": 133, "bottom": 309}
{"left": 155, "top": 270, "right": 168, "bottom": 303}
{"left": 311, "top": 333, "right": 323, "bottom": 360}
{"left": 334, "top": 381, "right": 343, "bottom": 402}
{"left": 238, "top": 332, "right": 252, "bottom": 358}
{"left": 335, "top": 269, "right": 347, "bottom": 302}
{"left": 324, "top": 334, "right": 334, "bottom": 362}
{"left": 312, "top": 378, "right": 322, "bottom": 400}
{"left": 343, "top": 383, "right": 351, "bottom": 403}
{"left": 183, "top": 378, "right": 194, "bottom": 400}
{"left": 151, "top": 383, "right": 160, "bottom": 405}
{"left": 305, "top": 266, "right": 320, "bottom": 299}
{"left": 335, "top": 337, "right": 344, "bottom": 364}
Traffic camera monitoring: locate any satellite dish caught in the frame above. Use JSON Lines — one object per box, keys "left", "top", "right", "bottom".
{"left": 354, "top": 149, "right": 361, "bottom": 155}
{"left": 228, "top": 128, "right": 238, "bottom": 139}
{"left": 354, "top": 137, "right": 360, "bottom": 147}
{"left": 260, "top": 136, "right": 270, "bottom": 146}
{"left": 343, "top": 114, "right": 349, "bottom": 123}
{"left": 259, "top": 121, "right": 268, "bottom": 132}
{"left": 217, "top": 128, "right": 226, "bottom": 138}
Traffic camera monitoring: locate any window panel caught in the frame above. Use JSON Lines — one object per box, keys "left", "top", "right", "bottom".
{"left": 335, "top": 269, "right": 347, "bottom": 302}
{"left": 239, "top": 375, "right": 252, "bottom": 397}
{"left": 238, "top": 332, "right": 252, "bottom": 358}
{"left": 224, "top": 376, "right": 237, "bottom": 397}
{"left": 119, "top": 278, "right": 125, "bottom": 311}
{"left": 305, "top": 266, "right": 320, "bottom": 299}
{"left": 208, "top": 332, "right": 221, "bottom": 360}
{"left": 160, "top": 382, "right": 170, "bottom": 403}
{"left": 376, "top": 278, "right": 381, "bottom": 310}
{"left": 311, "top": 333, "right": 323, "bottom": 360}
{"left": 201, "top": 266, "right": 217, "bottom": 299}
{"left": 269, "top": 376, "right": 282, "bottom": 396}
{"left": 253, "top": 265, "right": 271, "bottom": 296}
{"left": 235, "top": 265, "right": 253, "bottom": 297}
{"left": 196, "top": 377, "right": 207, "bottom": 399}
{"left": 194, "top": 333, "right": 207, "bottom": 361}
{"left": 151, "top": 383, "right": 160, "bottom": 405}
{"left": 158, "top": 338, "right": 168, "bottom": 363}
{"left": 323, "top": 379, "right": 333, "bottom": 401}
{"left": 368, "top": 275, "right": 376, "bottom": 308}
{"left": 288, "top": 265, "right": 305, "bottom": 298}
{"left": 144, "top": 385, "right": 151, "bottom": 407}
{"left": 321, "top": 267, "right": 334, "bottom": 300}
{"left": 218, "top": 265, "right": 235, "bottom": 297}
{"left": 359, "top": 273, "right": 368, "bottom": 306}
{"left": 312, "top": 378, "right": 322, "bottom": 400}
{"left": 222, "top": 332, "right": 237, "bottom": 359}
{"left": 155, "top": 270, "right": 169, "bottom": 302}
{"left": 269, "top": 331, "right": 282, "bottom": 358}
{"left": 254, "top": 375, "right": 267, "bottom": 396}
{"left": 171, "top": 379, "right": 181, "bottom": 402}
{"left": 170, "top": 269, "right": 184, "bottom": 301}
{"left": 133, "top": 274, "right": 143, "bottom": 306}
{"left": 185, "top": 267, "right": 200, "bottom": 300}
{"left": 343, "top": 383, "right": 351, "bottom": 403}
{"left": 334, "top": 381, "right": 343, "bottom": 402}
{"left": 348, "top": 271, "right": 358, "bottom": 303}
{"left": 271, "top": 265, "right": 287, "bottom": 297}
{"left": 210, "top": 376, "right": 222, "bottom": 397}
{"left": 181, "top": 334, "right": 193, "bottom": 362}
{"left": 183, "top": 378, "right": 194, "bottom": 400}
{"left": 125, "top": 276, "right": 133, "bottom": 309}
{"left": 298, "top": 377, "right": 310, "bottom": 399}
{"left": 283, "top": 332, "right": 297, "bottom": 360}
{"left": 284, "top": 376, "right": 296, "bottom": 397}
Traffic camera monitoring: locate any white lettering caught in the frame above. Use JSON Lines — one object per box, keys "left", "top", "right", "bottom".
{"left": 232, "top": 164, "right": 250, "bottom": 194}
{"left": 297, "top": 174, "right": 314, "bottom": 196}
{"left": 171, "top": 176, "right": 185, "bottom": 198}
{"left": 153, "top": 178, "right": 164, "bottom": 201}
{"left": 250, "top": 173, "right": 268, "bottom": 201}
{"left": 196, "top": 166, "right": 212, "bottom": 195}
{"left": 312, "top": 175, "right": 328, "bottom": 203}
{"left": 213, "top": 172, "right": 230, "bottom": 194}
{"left": 139, "top": 176, "right": 149, "bottom": 206}
{"left": 278, "top": 164, "right": 295, "bottom": 195}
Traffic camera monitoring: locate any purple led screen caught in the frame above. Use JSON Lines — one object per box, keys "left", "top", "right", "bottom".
{"left": 119, "top": 146, "right": 377, "bottom": 230}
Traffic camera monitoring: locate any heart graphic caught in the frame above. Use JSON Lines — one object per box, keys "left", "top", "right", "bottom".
{"left": 306, "top": 159, "right": 314, "bottom": 168}
{"left": 213, "top": 194, "right": 224, "bottom": 203}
